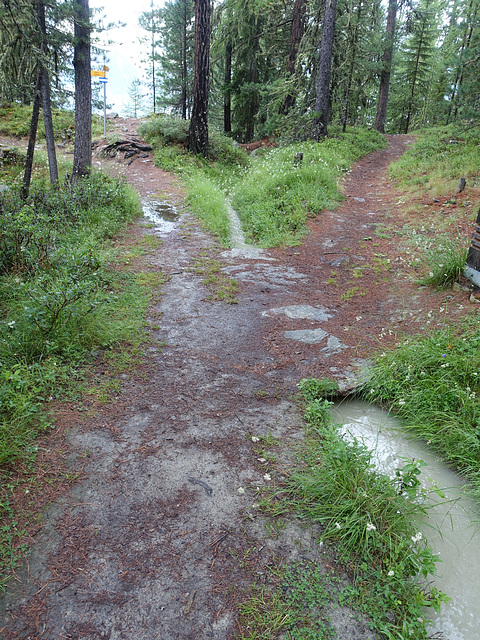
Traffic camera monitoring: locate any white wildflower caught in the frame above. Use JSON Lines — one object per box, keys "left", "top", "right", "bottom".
{"left": 366, "top": 523, "right": 376, "bottom": 532}
{"left": 251, "top": 436, "right": 260, "bottom": 443}
{"left": 237, "top": 487, "right": 246, "bottom": 495}
{"left": 388, "top": 570, "right": 395, "bottom": 577}
{"left": 263, "top": 473, "right": 271, "bottom": 481}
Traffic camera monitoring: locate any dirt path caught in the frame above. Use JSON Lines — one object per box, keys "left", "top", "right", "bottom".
{"left": 0, "top": 125, "right": 472, "bottom": 639}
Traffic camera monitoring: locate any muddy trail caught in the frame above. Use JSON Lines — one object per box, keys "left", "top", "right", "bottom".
{"left": 0, "top": 123, "right": 472, "bottom": 639}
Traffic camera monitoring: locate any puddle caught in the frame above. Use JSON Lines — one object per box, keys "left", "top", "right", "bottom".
{"left": 142, "top": 200, "right": 179, "bottom": 235}
{"left": 333, "top": 399, "right": 480, "bottom": 640}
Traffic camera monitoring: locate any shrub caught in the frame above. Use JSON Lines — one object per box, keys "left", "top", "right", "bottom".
{"left": 138, "top": 114, "right": 189, "bottom": 146}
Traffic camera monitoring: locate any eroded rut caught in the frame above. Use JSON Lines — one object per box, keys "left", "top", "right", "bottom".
{"left": 1, "top": 130, "right": 471, "bottom": 639}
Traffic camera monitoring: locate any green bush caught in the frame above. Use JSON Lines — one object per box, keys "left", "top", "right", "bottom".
{"left": 0, "top": 174, "right": 141, "bottom": 461}
{"left": 138, "top": 114, "right": 189, "bottom": 146}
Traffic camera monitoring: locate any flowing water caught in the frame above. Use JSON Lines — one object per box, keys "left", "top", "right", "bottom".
{"left": 333, "top": 400, "right": 480, "bottom": 639}
{"left": 142, "top": 200, "right": 179, "bottom": 234}
{"left": 226, "top": 201, "right": 265, "bottom": 258}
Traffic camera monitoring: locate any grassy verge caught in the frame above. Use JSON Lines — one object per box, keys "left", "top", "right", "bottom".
{"left": 140, "top": 115, "right": 386, "bottom": 247}
{"left": 0, "top": 102, "right": 105, "bottom": 140}
{"left": 0, "top": 171, "right": 162, "bottom": 591}
{"left": 231, "top": 127, "right": 386, "bottom": 247}
{"left": 238, "top": 379, "right": 448, "bottom": 639}
{"left": 361, "top": 315, "right": 480, "bottom": 499}
{"left": 390, "top": 124, "right": 480, "bottom": 196}
{"left": 385, "top": 123, "right": 480, "bottom": 290}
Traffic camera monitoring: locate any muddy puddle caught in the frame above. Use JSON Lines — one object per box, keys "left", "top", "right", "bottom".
{"left": 333, "top": 399, "right": 480, "bottom": 640}
{"left": 142, "top": 199, "right": 179, "bottom": 234}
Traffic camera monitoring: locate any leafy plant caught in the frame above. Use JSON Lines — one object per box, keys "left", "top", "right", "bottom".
{"left": 419, "top": 236, "right": 468, "bottom": 289}
{"left": 255, "top": 379, "right": 449, "bottom": 638}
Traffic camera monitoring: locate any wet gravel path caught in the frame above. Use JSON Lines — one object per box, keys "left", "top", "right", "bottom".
{"left": 0, "top": 129, "right": 472, "bottom": 639}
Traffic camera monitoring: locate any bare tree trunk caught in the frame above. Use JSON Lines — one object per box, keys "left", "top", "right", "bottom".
{"left": 224, "top": 40, "right": 232, "bottom": 133}
{"left": 181, "top": 0, "right": 188, "bottom": 119}
{"left": 373, "top": 0, "right": 397, "bottom": 133}
{"left": 342, "top": 0, "right": 362, "bottom": 132}
{"left": 187, "top": 0, "right": 210, "bottom": 156}
{"left": 279, "top": 0, "right": 307, "bottom": 115}
{"left": 72, "top": 0, "right": 92, "bottom": 182}
{"left": 22, "top": 68, "right": 42, "bottom": 199}
{"left": 312, "top": 0, "right": 337, "bottom": 140}
{"left": 37, "top": 0, "right": 58, "bottom": 185}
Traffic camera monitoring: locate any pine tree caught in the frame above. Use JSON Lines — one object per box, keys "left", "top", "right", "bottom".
{"left": 390, "top": 0, "right": 439, "bottom": 133}
{"left": 72, "top": 0, "right": 92, "bottom": 181}
{"left": 124, "top": 79, "right": 146, "bottom": 117}
{"left": 312, "top": 0, "right": 338, "bottom": 139}
{"left": 157, "top": 0, "right": 195, "bottom": 117}
{"left": 187, "top": 0, "right": 210, "bottom": 155}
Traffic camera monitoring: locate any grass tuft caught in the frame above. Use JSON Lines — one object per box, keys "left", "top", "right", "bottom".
{"left": 362, "top": 317, "right": 480, "bottom": 499}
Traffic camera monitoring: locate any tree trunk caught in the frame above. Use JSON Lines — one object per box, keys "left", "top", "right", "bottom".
{"left": 37, "top": 0, "right": 58, "bottom": 185}
{"left": 403, "top": 24, "right": 425, "bottom": 134}
{"left": 342, "top": 0, "right": 362, "bottom": 132}
{"left": 22, "top": 69, "right": 42, "bottom": 199}
{"left": 187, "top": 0, "right": 210, "bottom": 156}
{"left": 181, "top": 0, "right": 188, "bottom": 119}
{"left": 279, "top": 0, "right": 307, "bottom": 115}
{"left": 373, "top": 0, "right": 397, "bottom": 133}
{"left": 72, "top": 0, "right": 91, "bottom": 182}
{"left": 312, "top": 0, "right": 337, "bottom": 140}
{"left": 224, "top": 40, "right": 232, "bottom": 133}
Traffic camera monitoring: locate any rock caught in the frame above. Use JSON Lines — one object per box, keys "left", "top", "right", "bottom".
{"left": 293, "top": 152, "right": 303, "bottom": 165}
{"left": 452, "top": 281, "right": 472, "bottom": 293}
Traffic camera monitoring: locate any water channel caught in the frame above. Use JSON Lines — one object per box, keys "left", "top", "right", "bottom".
{"left": 333, "top": 400, "right": 480, "bottom": 640}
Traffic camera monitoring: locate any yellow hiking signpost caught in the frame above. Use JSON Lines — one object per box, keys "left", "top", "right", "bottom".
{"left": 91, "top": 68, "right": 109, "bottom": 137}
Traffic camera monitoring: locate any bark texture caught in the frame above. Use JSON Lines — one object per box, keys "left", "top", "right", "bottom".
{"left": 37, "top": 0, "right": 58, "bottom": 185}
{"left": 22, "top": 68, "right": 42, "bottom": 199}
{"left": 373, "top": 0, "right": 397, "bottom": 133}
{"left": 312, "top": 0, "right": 337, "bottom": 140}
{"left": 279, "top": 0, "right": 306, "bottom": 115}
{"left": 72, "top": 0, "right": 92, "bottom": 181}
{"left": 187, "top": 0, "right": 210, "bottom": 156}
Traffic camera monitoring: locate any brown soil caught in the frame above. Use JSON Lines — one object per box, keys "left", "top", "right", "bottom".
{"left": 0, "top": 120, "right": 477, "bottom": 639}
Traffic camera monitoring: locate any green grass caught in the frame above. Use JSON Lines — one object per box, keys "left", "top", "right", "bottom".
{"left": 192, "top": 253, "right": 239, "bottom": 303}
{"left": 362, "top": 316, "right": 480, "bottom": 500}
{"left": 238, "top": 561, "right": 338, "bottom": 640}
{"left": 389, "top": 123, "right": 480, "bottom": 196}
{"left": 142, "top": 117, "right": 386, "bottom": 248}
{"left": 231, "top": 128, "right": 386, "bottom": 247}
{"left": 0, "top": 102, "right": 104, "bottom": 140}
{"left": 418, "top": 235, "right": 468, "bottom": 288}
{"left": 242, "top": 381, "right": 449, "bottom": 639}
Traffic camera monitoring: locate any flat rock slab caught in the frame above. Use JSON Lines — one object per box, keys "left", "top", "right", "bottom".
{"left": 266, "top": 304, "right": 334, "bottom": 322}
